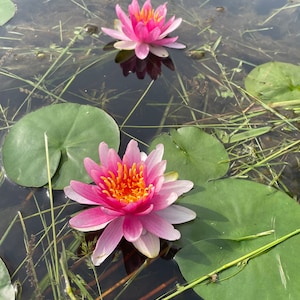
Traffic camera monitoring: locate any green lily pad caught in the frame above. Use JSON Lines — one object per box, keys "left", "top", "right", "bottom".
{"left": 150, "top": 127, "right": 229, "bottom": 185}
{"left": 176, "top": 179, "right": 300, "bottom": 299}
{"left": 2, "top": 103, "right": 120, "bottom": 190}
{"left": 0, "top": 0, "right": 16, "bottom": 26}
{"left": 0, "top": 258, "right": 14, "bottom": 300}
{"left": 245, "top": 61, "right": 300, "bottom": 102}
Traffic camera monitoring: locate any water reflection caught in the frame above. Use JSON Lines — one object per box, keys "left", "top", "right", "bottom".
{"left": 115, "top": 50, "right": 175, "bottom": 80}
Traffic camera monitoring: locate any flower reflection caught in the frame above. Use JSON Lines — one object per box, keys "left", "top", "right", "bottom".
{"left": 116, "top": 50, "right": 175, "bottom": 80}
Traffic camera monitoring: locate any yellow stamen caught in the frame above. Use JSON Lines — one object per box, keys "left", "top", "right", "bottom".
{"left": 134, "top": 7, "right": 163, "bottom": 24}
{"left": 101, "top": 162, "right": 152, "bottom": 204}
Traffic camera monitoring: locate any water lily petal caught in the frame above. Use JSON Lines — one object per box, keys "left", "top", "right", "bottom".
{"left": 116, "top": 4, "right": 132, "bottom": 32}
{"left": 101, "top": 27, "right": 130, "bottom": 41}
{"left": 68, "top": 181, "right": 104, "bottom": 205}
{"left": 92, "top": 217, "right": 124, "bottom": 266}
{"left": 114, "top": 40, "right": 137, "bottom": 50}
{"left": 146, "top": 160, "right": 166, "bottom": 185}
{"left": 160, "top": 17, "right": 182, "bottom": 38}
{"left": 69, "top": 207, "right": 117, "bottom": 231}
{"left": 123, "top": 140, "right": 141, "bottom": 166}
{"left": 145, "top": 143, "right": 164, "bottom": 172}
{"left": 99, "top": 142, "right": 109, "bottom": 167}
{"left": 156, "top": 205, "right": 197, "bottom": 224}
{"left": 123, "top": 216, "right": 143, "bottom": 242}
{"left": 133, "top": 230, "right": 160, "bottom": 258}
{"left": 160, "top": 180, "right": 194, "bottom": 197}
{"left": 64, "top": 186, "right": 97, "bottom": 205}
{"left": 151, "top": 192, "right": 178, "bottom": 210}
{"left": 135, "top": 43, "right": 150, "bottom": 60}
{"left": 164, "top": 42, "right": 186, "bottom": 49}
{"left": 141, "top": 213, "right": 181, "bottom": 240}
{"left": 149, "top": 45, "right": 169, "bottom": 57}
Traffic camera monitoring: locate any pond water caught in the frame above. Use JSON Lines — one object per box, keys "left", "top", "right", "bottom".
{"left": 1, "top": 0, "right": 300, "bottom": 299}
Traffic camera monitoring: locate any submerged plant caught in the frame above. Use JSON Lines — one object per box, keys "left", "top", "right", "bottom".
{"left": 101, "top": 0, "right": 186, "bottom": 60}
{"left": 64, "top": 139, "right": 196, "bottom": 265}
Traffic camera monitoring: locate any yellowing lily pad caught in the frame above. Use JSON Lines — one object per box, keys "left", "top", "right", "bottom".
{"left": 2, "top": 103, "right": 120, "bottom": 190}
{"left": 245, "top": 61, "right": 300, "bottom": 102}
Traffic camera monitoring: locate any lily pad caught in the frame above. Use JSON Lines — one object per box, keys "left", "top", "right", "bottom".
{"left": 2, "top": 103, "right": 120, "bottom": 190}
{"left": 150, "top": 127, "right": 229, "bottom": 185}
{"left": 245, "top": 61, "right": 300, "bottom": 103}
{"left": 0, "top": 258, "right": 14, "bottom": 300}
{"left": 176, "top": 179, "right": 300, "bottom": 299}
{"left": 0, "top": 0, "right": 16, "bottom": 26}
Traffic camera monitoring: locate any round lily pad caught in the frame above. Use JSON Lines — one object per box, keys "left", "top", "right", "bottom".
{"left": 150, "top": 127, "right": 229, "bottom": 185}
{"left": 245, "top": 61, "right": 300, "bottom": 102}
{"left": 2, "top": 103, "right": 120, "bottom": 190}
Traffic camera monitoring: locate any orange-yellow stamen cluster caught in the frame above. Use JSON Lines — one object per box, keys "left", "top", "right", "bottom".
{"left": 101, "top": 162, "right": 152, "bottom": 204}
{"left": 134, "top": 7, "right": 163, "bottom": 24}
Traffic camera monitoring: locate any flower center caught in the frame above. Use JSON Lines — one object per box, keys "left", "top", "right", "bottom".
{"left": 134, "top": 7, "right": 162, "bottom": 24}
{"left": 101, "top": 162, "right": 152, "bottom": 204}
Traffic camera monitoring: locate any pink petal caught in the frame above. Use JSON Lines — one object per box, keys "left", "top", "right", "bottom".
{"left": 84, "top": 157, "right": 100, "bottom": 173}
{"left": 134, "top": 22, "right": 150, "bottom": 41}
{"left": 141, "top": 213, "right": 181, "bottom": 240}
{"left": 156, "top": 205, "right": 196, "bottom": 224}
{"left": 91, "top": 217, "right": 124, "bottom": 266}
{"left": 98, "top": 142, "right": 109, "bottom": 167}
{"left": 116, "top": 4, "right": 132, "bottom": 33}
{"left": 133, "top": 230, "right": 160, "bottom": 258}
{"left": 160, "top": 17, "right": 182, "bottom": 38}
{"left": 145, "top": 144, "right": 164, "bottom": 172}
{"left": 69, "top": 207, "right": 117, "bottom": 231}
{"left": 146, "top": 160, "right": 166, "bottom": 185}
{"left": 135, "top": 43, "right": 150, "bottom": 60}
{"left": 101, "top": 27, "right": 130, "bottom": 41}
{"left": 68, "top": 181, "right": 103, "bottom": 205}
{"left": 164, "top": 42, "right": 186, "bottom": 49}
{"left": 123, "top": 140, "right": 141, "bottom": 166}
{"left": 160, "top": 180, "right": 193, "bottom": 197}
{"left": 123, "top": 216, "right": 143, "bottom": 242}
{"left": 151, "top": 192, "right": 178, "bottom": 210}
{"left": 64, "top": 186, "right": 97, "bottom": 205}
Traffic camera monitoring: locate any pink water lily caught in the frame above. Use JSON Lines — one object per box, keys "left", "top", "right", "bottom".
{"left": 101, "top": 0, "right": 186, "bottom": 60}
{"left": 64, "top": 140, "right": 196, "bottom": 266}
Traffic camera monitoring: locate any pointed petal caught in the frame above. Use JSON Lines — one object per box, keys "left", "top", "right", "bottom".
{"left": 160, "top": 180, "right": 193, "bottom": 197}
{"left": 151, "top": 192, "right": 178, "bottom": 210}
{"left": 160, "top": 18, "right": 182, "bottom": 38}
{"left": 64, "top": 186, "right": 97, "bottom": 205}
{"left": 141, "top": 213, "right": 180, "bottom": 240}
{"left": 68, "top": 181, "right": 103, "bottom": 205}
{"left": 92, "top": 218, "right": 124, "bottom": 265}
{"left": 98, "top": 142, "right": 109, "bottom": 167}
{"left": 69, "top": 207, "right": 117, "bottom": 231}
{"left": 123, "top": 216, "right": 143, "bottom": 242}
{"left": 146, "top": 160, "right": 166, "bottom": 185}
{"left": 156, "top": 205, "right": 196, "bottom": 224}
{"left": 133, "top": 231, "right": 160, "bottom": 258}
{"left": 123, "top": 140, "right": 141, "bottom": 166}
{"left": 164, "top": 42, "right": 186, "bottom": 49}
{"left": 101, "top": 27, "right": 130, "bottom": 41}
{"left": 145, "top": 143, "right": 164, "bottom": 173}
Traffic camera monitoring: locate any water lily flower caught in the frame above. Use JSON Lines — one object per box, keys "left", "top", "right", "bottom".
{"left": 101, "top": 0, "right": 186, "bottom": 60}
{"left": 64, "top": 140, "right": 196, "bottom": 266}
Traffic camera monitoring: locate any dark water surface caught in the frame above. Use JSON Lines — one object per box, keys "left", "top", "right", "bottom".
{"left": 1, "top": 0, "right": 300, "bottom": 299}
